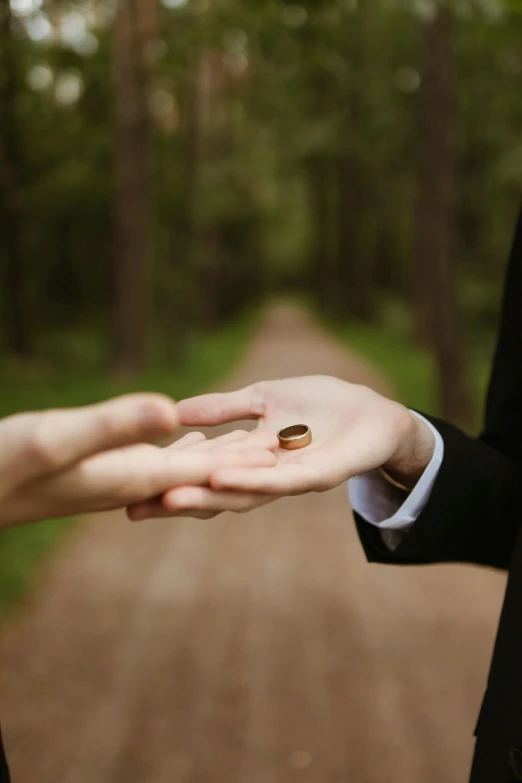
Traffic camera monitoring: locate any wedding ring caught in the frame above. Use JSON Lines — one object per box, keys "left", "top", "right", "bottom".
{"left": 277, "top": 424, "right": 312, "bottom": 450}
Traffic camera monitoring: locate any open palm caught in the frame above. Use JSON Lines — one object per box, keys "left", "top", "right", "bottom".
{"left": 132, "top": 376, "right": 419, "bottom": 520}
{"left": 188, "top": 376, "right": 412, "bottom": 493}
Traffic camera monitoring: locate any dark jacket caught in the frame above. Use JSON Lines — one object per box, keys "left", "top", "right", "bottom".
{"left": 356, "top": 209, "right": 522, "bottom": 781}
{"left": 0, "top": 732, "right": 8, "bottom": 783}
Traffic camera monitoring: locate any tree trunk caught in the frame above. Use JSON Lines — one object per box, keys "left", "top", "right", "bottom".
{"left": 166, "top": 42, "right": 212, "bottom": 349}
{"left": 0, "top": 0, "right": 32, "bottom": 356}
{"left": 190, "top": 50, "right": 219, "bottom": 330}
{"left": 306, "top": 154, "right": 335, "bottom": 310}
{"left": 111, "top": 0, "right": 156, "bottom": 377}
{"left": 336, "top": 151, "right": 374, "bottom": 320}
{"left": 335, "top": 3, "right": 374, "bottom": 322}
{"left": 414, "top": 3, "right": 473, "bottom": 428}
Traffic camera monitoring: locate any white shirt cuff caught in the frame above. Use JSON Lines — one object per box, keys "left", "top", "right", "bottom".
{"left": 348, "top": 412, "right": 444, "bottom": 536}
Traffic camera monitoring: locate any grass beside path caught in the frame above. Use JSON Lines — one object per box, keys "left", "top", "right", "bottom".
{"left": 0, "top": 314, "right": 256, "bottom": 624}
{"left": 330, "top": 320, "right": 491, "bottom": 431}
{"left": 334, "top": 321, "right": 437, "bottom": 413}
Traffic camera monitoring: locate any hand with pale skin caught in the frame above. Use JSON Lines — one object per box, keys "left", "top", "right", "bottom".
{"left": 0, "top": 393, "right": 277, "bottom": 529}
{"left": 128, "top": 375, "right": 436, "bottom": 521}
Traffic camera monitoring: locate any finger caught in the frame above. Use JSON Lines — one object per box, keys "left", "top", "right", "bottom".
{"left": 127, "top": 496, "right": 165, "bottom": 520}
{"left": 1, "top": 393, "right": 179, "bottom": 478}
{"left": 210, "top": 463, "right": 321, "bottom": 495}
{"left": 164, "top": 486, "right": 273, "bottom": 513}
{"left": 169, "top": 432, "right": 207, "bottom": 449}
{"left": 52, "top": 445, "right": 278, "bottom": 512}
{"left": 128, "top": 486, "right": 271, "bottom": 521}
{"left": 173, "top": 430, "right": 249, "bottom": 452}
{"left": 176, "top": 387, "right": 261, "bottom": 427}
{"left": 204, "top": 431, "right": 278, "bottom": 453}
{"left": 168, "top": 430, "right": 278, "bottom": 454}
{"left": 127, "top": 499, "right": 218, "bottom": 522}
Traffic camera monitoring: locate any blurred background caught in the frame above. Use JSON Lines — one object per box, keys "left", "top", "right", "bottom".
{"left": 1, "top": 0, "right": 521, "bottom": 781}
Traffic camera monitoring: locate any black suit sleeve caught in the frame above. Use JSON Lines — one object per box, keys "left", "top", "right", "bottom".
{"left": 483, "top": 210, "right": 522, "bottom": 459}
{"left": 0, "top": 730, "right": 10, "bottom": 783}
{"left": 355, "top": 417, "right": 522, "bottom": 570}
{"left": 355, "top": 208, "right": 522, "bottom": 572}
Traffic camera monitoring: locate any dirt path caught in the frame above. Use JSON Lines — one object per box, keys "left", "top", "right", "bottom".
{"left": 0, "top": 305, "right": 506, "bottom": 782}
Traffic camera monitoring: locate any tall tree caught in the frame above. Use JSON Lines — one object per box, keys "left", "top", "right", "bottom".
{"left": 334, "top": 0, "right": 376, "bottom": 321}
{"left": 413, "top": 2, "right": 473, "bottom": 427}
{"left": 188, "top": 47, "right": 219, "bottom": 329}
{"left": 111, "top": 0, "right": 157, "bottom": 377}
{"left": 164, "top": 44, "right": 214, "bottom": 360}
{"left": 0, "top": 0, "right": 32, "bottom": 356}
{"left": 306, "top": 151, "right": 336, "bottom": 308}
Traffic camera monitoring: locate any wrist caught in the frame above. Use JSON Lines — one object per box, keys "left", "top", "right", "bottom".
{"left": 383, "top": 410, "right": 436, "bottom": 492}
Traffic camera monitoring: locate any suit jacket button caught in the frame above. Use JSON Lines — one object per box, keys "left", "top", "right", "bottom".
{"left": 509, "top": 748, "right": 522, "bottom": 780}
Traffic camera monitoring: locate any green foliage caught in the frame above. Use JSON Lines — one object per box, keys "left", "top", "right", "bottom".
{"left": 329, "top": 314, "right": 492, "bottom": 428}
{"left": 0, "top": 517, "right": 70, "bottom": 626}
{"left": 337, "top": 319, "right": 438, "bottom": 414}
{"left": 316, "top": 286, "right": 494, "bottom": 430}
{"left": 0, "top": 307, "right": 257, "bottom": 417}
{"left": 2, "top": 0, "right": 520, "bottom": 349}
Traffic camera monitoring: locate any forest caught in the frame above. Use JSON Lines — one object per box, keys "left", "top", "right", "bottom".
{"left": 2, "top": 3, "right": 522, "bottom": 774}
{"left": 1, "top": 0, "right": 521, "bottom": 427}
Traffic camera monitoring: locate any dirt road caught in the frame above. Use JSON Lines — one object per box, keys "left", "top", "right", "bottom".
{"left": 0, "top": 305, "right": 506, "bottom": 782}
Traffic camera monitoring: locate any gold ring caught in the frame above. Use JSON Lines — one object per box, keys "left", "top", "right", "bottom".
{"left": 277, "top": 424, "right": 312, "bottom": 451}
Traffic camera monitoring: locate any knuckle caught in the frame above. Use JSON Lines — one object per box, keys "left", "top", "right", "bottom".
{"left": 310, "top": 470, "right": 331, "bottom": 493}
{"left": 97, "top": 408, "right": 132, "bottom": 445}
{"left": 250, "top": 386, "right": 266, "bottom": 418}
{"left": 26, "top": 417, "right": 63, "bottom": 471}
{"left": 235, "top": 497, "right": 260, "bottom": 514}
{"left": 168, "top": 496, "right": 185, "bottom": 511}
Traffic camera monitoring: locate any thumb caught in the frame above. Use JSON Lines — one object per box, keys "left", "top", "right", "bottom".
{"left": 0, "top": 394, "right": 179, "bottom": 481}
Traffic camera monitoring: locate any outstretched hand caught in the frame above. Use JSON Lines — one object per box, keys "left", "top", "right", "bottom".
{"left": 0, "top": 393, "right": 276, "bottom": 528}
{"left": 129, "top": 376, "right": 435, "bottom": 521}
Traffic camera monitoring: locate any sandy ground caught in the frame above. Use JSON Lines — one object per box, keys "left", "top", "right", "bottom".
{"left": 0, "top": 305, "right": 506, "bottom": 782}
